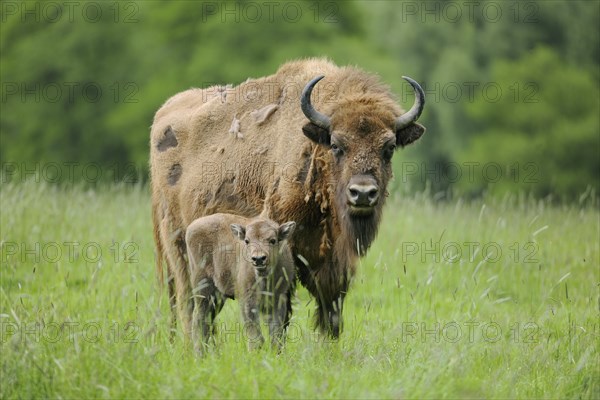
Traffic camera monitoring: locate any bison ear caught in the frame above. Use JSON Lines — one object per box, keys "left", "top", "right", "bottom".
{"left": 302, "top": 123, "right": 331, "bottom": 146}
{"left": 230, "top": 224, "right": 246, "bottom": 241}
{"left": 395, "top": 123, "right": 425, "bottom": 148}
{"left": 278, "top": 221, "right": 296, "bottom": 241}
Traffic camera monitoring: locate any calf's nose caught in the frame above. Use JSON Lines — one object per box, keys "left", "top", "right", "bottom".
{"left": 252, "top": 255, "right": 267, "bottom": 266}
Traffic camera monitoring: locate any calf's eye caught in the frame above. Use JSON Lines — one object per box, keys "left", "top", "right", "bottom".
{"left": 244, "top": 239, "right": 249, "bottom": 244}
{"left": 269, "top": 239, "right": 277, "bottom": 245}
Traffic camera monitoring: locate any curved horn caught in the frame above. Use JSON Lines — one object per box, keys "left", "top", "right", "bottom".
{"left": 301, "top": 75, "right": 331, "bottom": 130}
{"left": 395, "top": 76, "right": 425, "bottom": 130}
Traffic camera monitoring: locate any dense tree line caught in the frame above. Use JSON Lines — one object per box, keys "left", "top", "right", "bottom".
{"left": 1, "top": 0, "right": 598, "bottom": 199}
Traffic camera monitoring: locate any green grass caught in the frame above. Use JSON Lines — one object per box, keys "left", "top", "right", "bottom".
{"left": 1, "top": 182, "right": 598, "bottom": 399}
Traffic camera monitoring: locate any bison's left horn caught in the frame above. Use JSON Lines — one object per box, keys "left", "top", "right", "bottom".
{"left": 301, "top": 75, "right": 331, "bottom": 130}
{"left": 395, "top": 76, "right": 425, "bottom": 130}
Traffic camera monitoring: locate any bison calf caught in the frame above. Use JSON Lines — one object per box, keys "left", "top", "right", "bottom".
{"left": 185, "top": 213, "right": 296, "bottom": 352}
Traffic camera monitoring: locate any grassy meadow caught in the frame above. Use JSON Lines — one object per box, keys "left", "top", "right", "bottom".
{"left": 1, "top": 182, "right": 598, "bottom": 398}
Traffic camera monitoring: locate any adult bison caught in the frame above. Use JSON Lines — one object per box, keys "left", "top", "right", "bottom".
{"left": 151, "top": 58, "right": 425, "bottom": 339}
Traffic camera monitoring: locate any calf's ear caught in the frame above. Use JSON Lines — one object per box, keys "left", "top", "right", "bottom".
{"left": 230, "top": 224, "right": 246, "bottom": 241}
{"left": 395, "top": 122, "right": 425, "bottom": 148}
{"left": 278, "top": 221, "right": 296, "bottom": 241}
{"left": 302, "top": 123, "right": 331, "bottom": 146}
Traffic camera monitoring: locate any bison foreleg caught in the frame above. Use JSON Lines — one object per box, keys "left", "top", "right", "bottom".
{"left": 315, "top": 295, "right": 344, "bottom": 339}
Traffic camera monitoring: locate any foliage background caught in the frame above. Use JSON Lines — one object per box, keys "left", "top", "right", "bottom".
{"left": 1, "top": 0, "right": 599, "bottom": 198}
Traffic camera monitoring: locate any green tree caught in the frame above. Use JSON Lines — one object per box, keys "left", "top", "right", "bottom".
{"left": 1, "top": 1, "right": 141, "bottom": 181}
{"left": 460, "top": 46, "right": 599, "bottom": 198}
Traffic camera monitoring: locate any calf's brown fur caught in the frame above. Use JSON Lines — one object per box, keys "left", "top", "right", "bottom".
{"left": 185, "top": 213, "right": 296, "bottom": 351}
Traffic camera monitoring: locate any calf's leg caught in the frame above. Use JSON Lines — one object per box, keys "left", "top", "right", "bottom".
{"left": 240, "top": 291, "right": 264, "bottom": 351}
{"left": 191, "top": 277, "right": 221, "bottom": 354}
{"left": 267, "top": 290, "right": 289, "bottom": 349}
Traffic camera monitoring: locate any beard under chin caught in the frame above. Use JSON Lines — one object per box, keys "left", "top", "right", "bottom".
{"left": 333, "top": 185, "right": 384, "bottom": 256}
{"left": 337, "top": 203, "right": 382, "bottom": 256}
{"left": 348, "top": 206, "right": 376, "bottom": 218}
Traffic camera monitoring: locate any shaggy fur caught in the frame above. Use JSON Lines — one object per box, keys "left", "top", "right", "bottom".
{"left": 150, "top": 58, "right": 425, "bottom": 338}
{"left": 185, "top": 214, "right": 295, "bottom": 352}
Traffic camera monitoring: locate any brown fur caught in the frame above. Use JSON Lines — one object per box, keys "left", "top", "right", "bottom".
{"left": 185, "top": 214, "right": 296, "bottom": 352}
{"left": 150, "top": 58, "right": 425, "bottom": 338}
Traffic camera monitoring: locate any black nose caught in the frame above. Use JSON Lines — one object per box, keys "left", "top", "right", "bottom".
{"left": 252, "top": 255, "right": 267, "bottom": 265}
{"left": 347, "top": 181, "right": 379, "bottom": 207}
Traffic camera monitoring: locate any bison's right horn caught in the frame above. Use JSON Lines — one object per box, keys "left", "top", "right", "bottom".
{"left": 301, "top": 75, "right": 331, "bottom": 131}
{"left": 395, "top": 76, "right": 425, "bottom": 131}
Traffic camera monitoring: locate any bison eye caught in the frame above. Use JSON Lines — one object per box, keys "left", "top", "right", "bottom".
{"left": 383, "top": 145, "right": 396, "bottom": 161}
{"left": 244, "top": 239, "right": 249, "bottom": 245}
{"left": 269, "top": 238, "right": 277, "bottom": 245}
{"left": 331, "top": 143, "right": 343, "bottom": 157}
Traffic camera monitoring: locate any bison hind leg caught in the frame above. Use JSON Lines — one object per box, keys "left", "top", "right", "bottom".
{"left": 167, "top": 270, "right": 177, "bottom": 342}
